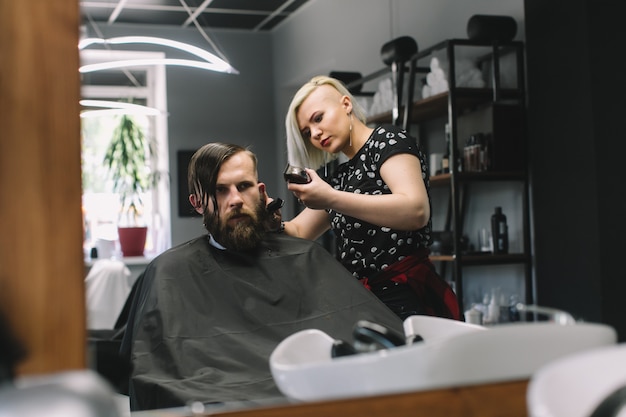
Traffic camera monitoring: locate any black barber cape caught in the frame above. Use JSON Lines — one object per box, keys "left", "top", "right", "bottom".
{"left": 121, "top": 233, "right": 403, "bottom": 411}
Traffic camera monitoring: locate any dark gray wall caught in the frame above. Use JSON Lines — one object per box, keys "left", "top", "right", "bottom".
{"left": 525, "top": 0, "right": 626, "bottom": 340}
{"left": 87, "top": 24, "right": 278, "bottom": 245}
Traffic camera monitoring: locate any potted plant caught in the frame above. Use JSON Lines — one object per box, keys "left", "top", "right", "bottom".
{"left": 103, "top": 113, "right": 155, "bottom": 257}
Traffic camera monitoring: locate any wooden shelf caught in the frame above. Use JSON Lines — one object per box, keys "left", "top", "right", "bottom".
{"left": 461, "top": 253, "right": 530, "bottom": 266}
{"left": 366, "top": 88, "right": 524, "bottom": 125}
{"left": 359, "top": 39, "right": 531, "bottom": 313}
{"left": 430, "top": 254, "right": 455, "bottom": 262}
{"left": 431, "top": 253, "right": 529, "bottom": 266}
{"left": 429, "top": 171, "right": 527, "bottom": 187}
{"left": 367, "top": 92, "right": 448, "bottom": 125}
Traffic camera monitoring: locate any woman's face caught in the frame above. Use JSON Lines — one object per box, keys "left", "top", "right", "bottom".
{"left": 296, "top": 84, "right": 352, "bottom": 154}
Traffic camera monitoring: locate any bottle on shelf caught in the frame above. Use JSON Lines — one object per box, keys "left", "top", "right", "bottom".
{"left": 484, "top": 288, "right": 500, "bottom": 325}
{"left": 442, "top": 123, "right": 451, "bottom": 174}
{"left": 478, "top": 133, "right": 492, "bottom": 172}
{"left": 464, "top": 134, "right": 477, "bottom": 171}
{"left": 491, "top": 206, "right": 509, "bottom": 254}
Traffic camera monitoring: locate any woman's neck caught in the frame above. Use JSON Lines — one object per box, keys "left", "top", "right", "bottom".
{"left": 342, "top": 122, "right": 374, "bottom": 159}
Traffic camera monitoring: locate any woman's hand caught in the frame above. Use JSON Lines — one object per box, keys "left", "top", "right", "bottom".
{"left": 286, "top": 169, "right": 337, "bottom": 210}
{"left": 263, "top": 192, "right": 284, "bottom": 232}
{"left": 288, "top": 154, "right": 429, "bottom": 231}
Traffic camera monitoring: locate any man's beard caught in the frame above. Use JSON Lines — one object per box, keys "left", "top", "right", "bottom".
{"left": 204, "top": 196, "right": 270, "bottom": 251}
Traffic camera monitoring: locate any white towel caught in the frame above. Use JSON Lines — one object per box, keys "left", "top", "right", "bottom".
{"left": 369, "top": 78, "right": 394, "bottom": 115}
{"left": 85, "top": 259, "right": 131, "bottom": 329}
{"left": 430, "top": 57, "right": 441, "bottom": 72}
{"left": 426, "top": 56, "right": 486, "bottom": 90}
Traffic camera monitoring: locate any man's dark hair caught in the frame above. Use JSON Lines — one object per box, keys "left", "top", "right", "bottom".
{"left": 187, "top": 142, "right": 257, "bottom": 216}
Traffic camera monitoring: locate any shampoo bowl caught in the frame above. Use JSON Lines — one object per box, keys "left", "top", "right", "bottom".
{"left": 527, "top": 343, "right": 626, "bottom": 417}
{"left": 269, "top": 316, "right": 617, "bottom": 402}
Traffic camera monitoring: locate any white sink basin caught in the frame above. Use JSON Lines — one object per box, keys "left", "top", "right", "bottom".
{"left": 527, "top": 343, "right": 626, "bottom": 417}
{"left": 269, "top": 316, "right": 617, "bottom": 402}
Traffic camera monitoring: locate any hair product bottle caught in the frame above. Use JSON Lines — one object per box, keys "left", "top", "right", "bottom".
{"left": 442, "top": 123, "right": 451, "bottom": 174}
{"left": 491, "top": 206, "right": 509, "bottom": 254}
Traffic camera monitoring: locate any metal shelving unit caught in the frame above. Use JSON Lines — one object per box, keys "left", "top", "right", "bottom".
{"left": 350, "top": 38, "right": 533, "bottom": 313}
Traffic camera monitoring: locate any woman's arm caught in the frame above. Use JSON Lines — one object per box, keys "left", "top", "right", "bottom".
{"left": 283, "top": 207, "right": 331, "bottom": 241}
{"left": 289, "top": 153, "right": 429, "bottom": 231}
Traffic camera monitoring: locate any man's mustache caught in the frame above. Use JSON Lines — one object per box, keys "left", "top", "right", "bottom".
{"left": 224, "top": 209, "right": 255, "bottom": 223}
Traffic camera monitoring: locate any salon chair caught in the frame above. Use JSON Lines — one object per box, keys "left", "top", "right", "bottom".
{"left": 87, "top": 271, "right": 144, "bottom": 395}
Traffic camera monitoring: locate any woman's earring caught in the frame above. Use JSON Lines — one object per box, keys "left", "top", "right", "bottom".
{"left": 349, "top": 113, "right": 353, "bottom": 147}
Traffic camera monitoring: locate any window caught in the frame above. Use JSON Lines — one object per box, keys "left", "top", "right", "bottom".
{"left": 80, "top": 50, "right": 170, "bottom": 258}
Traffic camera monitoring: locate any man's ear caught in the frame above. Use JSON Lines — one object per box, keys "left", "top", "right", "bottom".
{"left": 189, "top": 194, "right": 204, "bottom": 214}
{"left": 258, "top": 182, "right": 266, "bottom": 195}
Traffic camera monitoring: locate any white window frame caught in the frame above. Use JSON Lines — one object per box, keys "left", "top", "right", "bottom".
{"left": 80, "top": 49, "right": 171, "bottom": 256}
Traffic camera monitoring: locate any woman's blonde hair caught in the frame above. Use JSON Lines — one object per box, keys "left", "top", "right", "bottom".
{"left": 285, "top": 75, "right": 367, "bottom": 169}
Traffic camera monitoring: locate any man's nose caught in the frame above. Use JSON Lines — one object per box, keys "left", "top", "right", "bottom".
{"left": 228, "top": 188, "right": 244, "bottom": 207}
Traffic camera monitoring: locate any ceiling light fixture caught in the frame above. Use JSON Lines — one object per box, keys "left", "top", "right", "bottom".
{"left": 80, "top": 99, "right": 163, "bottom": 118}
{"left": 78, "top": 36, "right": 238, "bottom": 74}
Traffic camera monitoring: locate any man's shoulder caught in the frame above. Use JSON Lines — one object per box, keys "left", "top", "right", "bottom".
{"left": 150, "top": 236, "right": 209, "bottom": 265}
{"left": 149, "top": 234, "right": 328, "bottom": 265}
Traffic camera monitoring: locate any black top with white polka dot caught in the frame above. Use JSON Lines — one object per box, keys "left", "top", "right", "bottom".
{"left": 327, "top": 124, "right": 432, "bottom": 280}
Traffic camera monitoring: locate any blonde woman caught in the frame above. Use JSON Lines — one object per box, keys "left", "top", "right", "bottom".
{"left": 281, "top": 75, "right": 459, "bottom": 321}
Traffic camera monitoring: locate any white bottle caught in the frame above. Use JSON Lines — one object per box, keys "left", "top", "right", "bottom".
{"left": 464, "top": 305, "right": 483, "bottom": 325}
{"left": 486, "top": 290, "right": 500, "bottom": 325}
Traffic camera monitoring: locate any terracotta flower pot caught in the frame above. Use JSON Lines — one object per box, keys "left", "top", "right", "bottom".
{"left": 118, "top": 226, "right": 147, "bottom": 257}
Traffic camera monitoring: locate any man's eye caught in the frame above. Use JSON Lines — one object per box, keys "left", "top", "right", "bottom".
{"left": 237, "top": 183, "right": 252, "bottom": 191}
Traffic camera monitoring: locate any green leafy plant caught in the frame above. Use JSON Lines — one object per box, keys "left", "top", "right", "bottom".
{"left": 103, "top": 114, "right": 155, "bottom": 226}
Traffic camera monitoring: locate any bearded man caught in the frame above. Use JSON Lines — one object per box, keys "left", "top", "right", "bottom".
{"left": 121, "top": 142, "right": 403, "bottom": 411}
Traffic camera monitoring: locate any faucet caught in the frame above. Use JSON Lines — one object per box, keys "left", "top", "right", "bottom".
{"left": 515, "top": 303, "right": 577, "bottom": 325}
